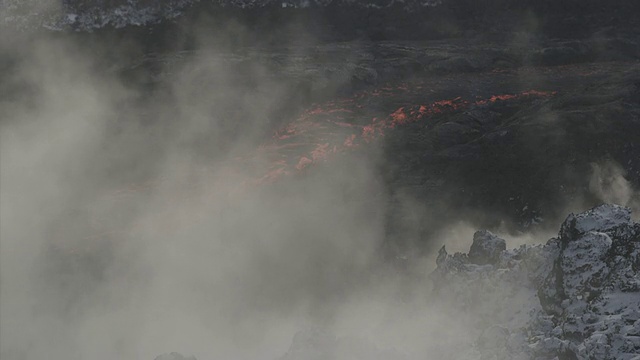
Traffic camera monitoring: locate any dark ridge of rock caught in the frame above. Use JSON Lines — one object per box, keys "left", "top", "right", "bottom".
{"left": 3, "top": 0, "right": 640, "bottom": 44}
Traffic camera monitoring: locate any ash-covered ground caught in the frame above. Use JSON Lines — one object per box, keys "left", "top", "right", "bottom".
{"left": 1, "top": 1, "right": 639, "bottom": 360}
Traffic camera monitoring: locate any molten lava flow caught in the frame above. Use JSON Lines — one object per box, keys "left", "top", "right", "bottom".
{"left": 81, "top": 80, "right": 557, "bottom": 250}
{"left": 475, "top": 90, "right": 556, "bottom": 105}
{"left": 104, "top": 85, "right": 557, "bottom": 198}
{"left": 234, "top": 88, "right": 556, "bottom": 186}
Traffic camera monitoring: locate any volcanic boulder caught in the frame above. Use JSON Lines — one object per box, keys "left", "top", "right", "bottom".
{"left": 468, "top": 230, "right": 507, "bottom": 265}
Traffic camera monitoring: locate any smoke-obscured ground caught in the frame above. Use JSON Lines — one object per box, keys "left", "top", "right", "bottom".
{"left": 2, "top": 3, "right": 640, "bottom": 360}
{"left": 0, "top": 25, "right": 421, "bottom": 360}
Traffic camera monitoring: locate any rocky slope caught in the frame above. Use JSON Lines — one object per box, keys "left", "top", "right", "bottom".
{"left": 277, "top": 204, "right": 640, "bottom": 360}
{"left": 155, "top": 204, "right": 640, "bottom": 360}
{"left": 431, "top": 204, "right": 640, "bottom": 360}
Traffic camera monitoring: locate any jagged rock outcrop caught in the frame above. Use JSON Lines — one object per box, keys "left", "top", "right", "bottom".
{"left": 153, "top": 205, "right": 638, "bottom": 360}
{"left": 432, "top": 204, "right": 640, "bottom": 360}
{"left": 468, "top": 230, "right": 507, "bottom": 265}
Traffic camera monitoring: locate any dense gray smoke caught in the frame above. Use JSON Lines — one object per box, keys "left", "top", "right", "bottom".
{"left": 0, "top": 17, "right": 426, "bottom": 360}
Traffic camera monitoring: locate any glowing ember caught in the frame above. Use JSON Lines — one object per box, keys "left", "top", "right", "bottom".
{"left": 476, "top": 91, "right": 556, "bottom": 105}
{"left": 361, "top": 125, "right": 377, "bottom": 141}
{"left": 390, "top": 107, "right": 408, "bottom": 126}
{"left": 343, "top": 134, "right": 356, "bottom": 147}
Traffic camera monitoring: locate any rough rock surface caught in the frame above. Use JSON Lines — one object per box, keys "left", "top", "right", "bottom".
{"left": 432, "top": 204, "right": 640, "bottom": 360}
{"left": 0, "top": 0, "right": 443, "bottom": 32}
{"left": 468, "top": 230, "right": 506, "bottom": 265}
{"left": 210, "top": 204, "right": 638, "bottom": 360}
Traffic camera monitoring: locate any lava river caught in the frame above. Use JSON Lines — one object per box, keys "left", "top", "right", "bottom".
{"left": 79, "top": 61, "right": 635, "bottom": 246}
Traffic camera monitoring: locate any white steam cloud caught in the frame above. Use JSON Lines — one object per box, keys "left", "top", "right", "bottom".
{"left": 589, "top": 161, "right": 638, "bottom": 211}
{"left": 0, "top": 18, "right": 451, "bottom": 360}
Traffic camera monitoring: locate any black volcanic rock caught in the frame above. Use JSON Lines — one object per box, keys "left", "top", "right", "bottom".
{"left": 468, "top": 230, "right": 506, "bottom": 265}
{"left": 265, "top": 205, "right": 639, "bottom": 360}
{"left": 3, "top": 0, "right": 640, "bottom": 43}
{"left": 380, "top": 60, "right": 640, "bottom": 237}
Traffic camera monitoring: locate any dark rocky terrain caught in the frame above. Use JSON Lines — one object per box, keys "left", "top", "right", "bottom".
{"left": 155, "top": 204, "right": 640, "bottom": 359}
{"left": 431, "top": 204, "right": 640, "bottom": 360}
{"left": 91, "top": 35, "right": 640, "bottom": 251}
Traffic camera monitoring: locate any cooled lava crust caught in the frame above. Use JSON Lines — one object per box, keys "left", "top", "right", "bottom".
{"left": 84, "top": 58, "right": 640, "bottom": 254}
